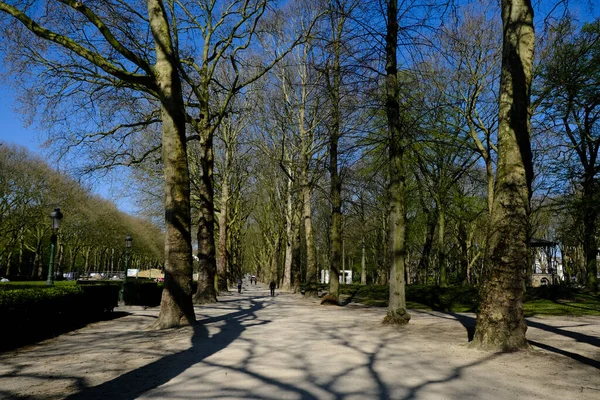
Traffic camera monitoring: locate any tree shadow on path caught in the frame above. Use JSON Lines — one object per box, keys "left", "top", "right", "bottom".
{"left": 67, "top": 299, "right": 268, "bottom": 399}
{"left": 446, "top": 312, "right": 599, "bottom": 369}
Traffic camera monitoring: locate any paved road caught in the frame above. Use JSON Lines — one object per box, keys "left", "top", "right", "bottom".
{"left": 1, "top": 281, "right": 599, "bottom": 399}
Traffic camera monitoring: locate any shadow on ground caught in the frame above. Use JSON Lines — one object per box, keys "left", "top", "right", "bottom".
{"left": 445, "top": 311, "right": 600, "bottom": 370}
{"left": 66, "top": 298, "right": 268, "bottom": 399}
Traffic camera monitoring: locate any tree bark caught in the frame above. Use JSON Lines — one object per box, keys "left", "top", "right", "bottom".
{"left": 361, "top": 242, "right": 366, "bottom": 285}
{"left": 282, "top": 172, "right": 294, "bottom": 291}
{"left": 582, "top": 175, "right": 598, "bottom": 291}
{"left": 383, "top": 0, "right": 410, "bottom": 325}
{"left": 302, "top": 178, "right": 317, "bottom": 286}
{"left": 148, "top": 0, "right": 195, "bottom": 328}
{"left": 472, "top": 0, "right": 534, "bottom": 351}
{"left": 194, "top": 131, "right": 218, "bottom": 304}
{"left": 417, "top": 208, "right": 436, "bottom": 285}
{"left": 327, "top": 0, "right": 344, "bottom": 303}
{"left": 216, "top": 145, "right": 230, "bottom": 292}
{"left": 437, "top": 207, "right": 447, "bottom": 287}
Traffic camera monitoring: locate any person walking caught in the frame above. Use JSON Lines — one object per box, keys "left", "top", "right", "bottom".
{"left": 269, "top": 280, "right": 276, "bottom": 297}
{"left": 237, "top": 278, "right": 243, "bottom": 294}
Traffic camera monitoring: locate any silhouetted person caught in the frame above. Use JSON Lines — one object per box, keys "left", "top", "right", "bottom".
{"left": 237, "top": 278, "right": 242, "bottom": 293}
{"left": 269, "top": 280, "right": 276, "bottom": 297}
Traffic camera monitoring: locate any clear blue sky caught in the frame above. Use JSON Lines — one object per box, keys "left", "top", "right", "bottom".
{"left": 0, "top": 85, "right": 42, "bottom": 151}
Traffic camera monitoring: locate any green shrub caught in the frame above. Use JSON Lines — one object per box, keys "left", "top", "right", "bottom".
{"left": 0, "top": 282, "right": 119, "bottom": 351}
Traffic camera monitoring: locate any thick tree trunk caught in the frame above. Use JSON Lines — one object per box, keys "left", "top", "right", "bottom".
{"left": 194, "top": 131, "right": 218, "bottom": 304}
{"left": 383, "top": 0, "right": 410, "bottom": 325}
{"left": 329, "top": 119, "right": 342, "bottom": 300}
{"left": 148, "top": 0, "right": 195, "bottom": 328}
{"left": 327, "top": 3, "right": 343, "bottom": 303}
{"left": 472, "top": 0, "right": 534, "bottom": 351}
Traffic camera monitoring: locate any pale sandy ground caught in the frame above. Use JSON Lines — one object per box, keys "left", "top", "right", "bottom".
{"left": 1, "top": 282, "right": 599, "bottom": 400}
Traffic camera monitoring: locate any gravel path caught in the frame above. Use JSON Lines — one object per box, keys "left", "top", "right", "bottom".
{"left": 1, "top": 281, "right": 599, "bottom": 399}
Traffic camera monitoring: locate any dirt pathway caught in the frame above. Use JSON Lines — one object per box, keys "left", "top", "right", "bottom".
{"left": 1, "top": 281, "right": 599, "bottom": 399}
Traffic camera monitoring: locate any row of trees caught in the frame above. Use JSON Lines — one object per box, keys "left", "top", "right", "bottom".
{"left": 0, "top": 0, "right": 598, "bottom": 350}
{"left": 0, "top": 143, "right": 163, "bottom": 279}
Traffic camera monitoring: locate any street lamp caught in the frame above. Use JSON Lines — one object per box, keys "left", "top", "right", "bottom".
{"left": 121, "top": 235, "right": 132, "bottom": 304}
{"left": 47, "top": 208, "right": 63, "bottom": 286}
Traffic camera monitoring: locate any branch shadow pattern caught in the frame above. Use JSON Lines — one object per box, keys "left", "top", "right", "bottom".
{"left": 2, "top": 290, "right": 599, "bottom": 399}
{"left": 66, "top": 299, "right": 267, "bottom": 399}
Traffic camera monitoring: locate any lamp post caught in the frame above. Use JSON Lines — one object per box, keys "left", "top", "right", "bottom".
{"left": 47, "top": 208, "right": 63, "bottom": 286}
{"left": 121, "top": 235, "right": 132, "bottom": 304}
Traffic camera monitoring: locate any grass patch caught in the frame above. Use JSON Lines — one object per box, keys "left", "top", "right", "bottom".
{"left": 341, "top": 284, "right": 600, "bottom": 317}
{"left": 524, "top": 291, "right": 600, "bottom": 317}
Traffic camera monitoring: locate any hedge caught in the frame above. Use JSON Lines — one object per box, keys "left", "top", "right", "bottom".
{"left": 0, "top": 283, "right": 119, "bottom": 351}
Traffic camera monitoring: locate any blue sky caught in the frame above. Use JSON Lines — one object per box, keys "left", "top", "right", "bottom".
{"left": 0, "top": 82, "right": 136, "bottom": 214}
{"left": 0, "top": 0, "right": 596, "bottom": 216}
{"left": 0, "top": 86, "right": 41, "bottom": 150}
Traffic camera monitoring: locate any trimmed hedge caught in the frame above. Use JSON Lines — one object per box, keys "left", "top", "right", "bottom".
{"left": 0, "top": 283, "right": 119, "bottom": 351}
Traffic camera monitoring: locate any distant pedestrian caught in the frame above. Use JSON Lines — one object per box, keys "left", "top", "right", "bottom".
{"left": 269, "top": 280, "right": 276, "bottom": 297}
{"left": 237, "top": 278, "right": 242, "bottom": 293}
{"left": 252, "top": 275, "right": 256, "bottom": 285}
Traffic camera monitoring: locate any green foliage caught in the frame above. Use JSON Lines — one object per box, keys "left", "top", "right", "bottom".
{"left": 0, "top": 143, "right": 164, "bottom": 279}
{"left": 0, "top": 281, "right": 119, "bottom": 351}
{"left": 0, "top": 280, "right": 76, "bottom": 291}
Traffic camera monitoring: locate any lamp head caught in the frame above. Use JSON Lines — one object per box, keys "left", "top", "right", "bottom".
{"left": 50, "top": 208, "right": 63, "bottom": 231}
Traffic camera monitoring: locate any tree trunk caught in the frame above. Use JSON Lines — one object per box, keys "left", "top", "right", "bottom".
{"left": 216, "top": 148, "right": 229, "bottom": 292}
{"left": 282, "top": 172, "right": 294, "bottom": 291}
{"left": 472, "top": 0, "right": 534, "bottom": 351}
{"left": 361, "top": 242, "right": 366, "bottom": 285}
{"left": 148, "top": 0, "right": 195, "bottom": 328}
{"left": 84, "top": 247, "right": 90, "bottom": 273}
{"left": 458, "top": 221, "right": 469, "bottom": 286}
{"left": 6, "top": 250, "right": 13, "bottom": 277}
{"left": 438, "top": 207, "right": 447, "bottom": 287}
{"left": 194, "top": 130, "right": 218, "bottom": 304}
{"left": 582, "top": 175, "right": 598, "bottom": 291}
{"left": 302, "top": 170, "right": 317, "bottom": 287}
{"left": 417, "top": 209, "right": 436, "bottom": 285}
{"left": 486, "top": 155, "right": 495, "bottom": 215}
{"left": 327, "top": 1, "right": 344, "bottom": 303}
{"left": 329, "top": 117, "right": 342, "bottom": 299}
{"left": 383, "top": 0, "right": 410, "bottom": 325}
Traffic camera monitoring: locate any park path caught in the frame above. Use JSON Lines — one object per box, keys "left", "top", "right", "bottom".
{"left": 0, "top": 280, "right": 599, "bottom": 399}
